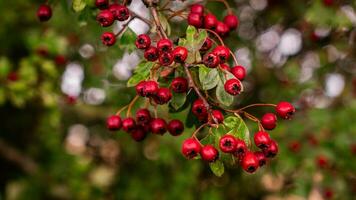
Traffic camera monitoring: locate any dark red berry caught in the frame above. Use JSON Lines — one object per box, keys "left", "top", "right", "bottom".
{"left": 200, "top": 145, "right": 219, "bottom": 162}
{"left": 261, "top": 113, "right": 277, "bottom": 130}
{"left": 182, "top": 138, "right": 201, "bottom": 159}
{"left": 101, "top": 32, "right": 116, "bottom": 46}
{"left": 276, "top": 102, "right": 295, "bottom": 120}
{"left": 172, "top": 46, "right": 188, "bottom": 63}
{"left": 171, "top": 77, "right": 188, "bottom": 93}
{"left": 323, "top": 188, "right": 334, "bottom": 199}
{"left": 212, "top": 46, "right": 230, "bottom": 64}
{"left": 224, "top": 79, "right": 242, "bottom": 95}
{"left": 233, "top": 139, "right": 247, "bottom": 158}
{"left": 241, "top": 151, "right": 259, "bottom": 173}
{"left": 150, "top": 118, "right": 167, "bottom": 135}
{"left": 55, "top": 55, "right": 67, "bottom": 65}
{"left": 254, "top": 151, "right": 267, "bottom": 167}
{"left": 323, "top": 0, "right": 334, "bottom": 6}
{"left": 135, "top": 34, "right": 151, "bottom": 49}
{"left": 254, "top": 131, "right": 271, "bottom": 149}
{"left": 190, "top": 4, "right": 204, "bottom": 15}
{"left": 220, "top": 63, "right": 230, "bottom": 71}
{"left": 167, "top": 119, "right": 184, "bottom": 136}
{"left": 96, "top": 10, "right": 115, "bottom": 27}
{"left": 153, "top": 88, "right": 172, "bottom": 105}
{"left": 135, "top": 108, "right": 151, "bottom": 125}
{"left": 144, "top": 46, "right": 159, "bottom": 61}
{"left": 106, "top": 115, "right": 122, "bottom": 131}
{"left": 263, "top": 140, "right": 278, "bottom": 158}
{"left": 188, "top": 13, "right": 203, "bottom": 28}
{"left": 95, "top": 0, "right": 109, "bottom": 9}
{"left": 204, "top": 13, "right": 218, "bottom": 29}
{"left": 216, "top": 21, "right": 229, "bottom": 37}
{"left": 212, "top": 110, "right": 224, "bottom": 124}
{"left": 230, "top": 65, "right": 246, "bottom": 81}
{"left": 316, "top": 155, "right": 329, "bottom": 168}
{"left": 159, "top": 53, "right": 174, "bottom": 66}
{"left": 219, "top": 135, "right": 237, "bottom": 153}
{"left": 122, "top": 117, "right": 136, "bottom": 132}
{"left": 109, "top": 4, "right": 130, "bottom": 21}
{"left": 203, "top": 52, "right": 220, "bottom": 68}
{"left": 200, "top": 37, "right": 212, "bottom": 52}
{"left": 37, "top": 4, "right": 52, "bottom": 22}
{"left": 288, "top": 140, "right": 301, "bottom": 153}
{"left": 192, "top": 99, "right": 208, "bottom": 117}
{"left": 157, "top": 38, "right": 173, "bottom": 53}
{"left": 130, "top": 126, "right": 147, "bottom": 141}
{"left": 136, "top": 80, "right": 159, "bottom": 97}
{"left": 223, "top": 14, "right": 239, "bottom": 30}
{"left": 7, "top": 72, "right": 18, "bottom": 82}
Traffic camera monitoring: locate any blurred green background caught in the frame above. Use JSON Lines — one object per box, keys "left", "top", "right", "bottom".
{"left": 0, "top": 0, "right": 355, "bottom": 199}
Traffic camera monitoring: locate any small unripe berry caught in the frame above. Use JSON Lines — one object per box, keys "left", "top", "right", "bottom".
{"left": 254, "top": 131, "right": 271, "bottom": 149}
{"left": 153, "top": 88, "right": 172, "bottom": 105}
{"left": 135, "top": 34, "right": 151, "bottom": 49}
{"left": 190, "top": 4, "right": 204, "bottom": 15}
{"left": 101, "top": 32, "right": 116, "bottom": 46}
{"left": 159, "top": 53, "right": 174, "bottom": 66}
{"left": 224, "top": 79, "right": 242, "bottom": 95}
{"left": 135, "top": 108, "right": 151, "bottom": 125}
{"left": 122, "top": 117, "right": 136, "bottom": 132}
{"left": 212, "top": 46, "right": 230, "bottom": 64}
{"left": 203, "top": 52, "right": 220, "bottom": 68}
{"left": 192, "top": 99, "right": 208, "bottom": 117}
{"left": 109, "top": 4, "right": 130, "bottom": 21}
{"left": 223, "top": 14, "right": 239, "bottom": 30}
{"left": 200, "top": 37, "right": 212, "bottom": 52}
{"left": 188, "top": 13, "right": 203, "bottom": 28}
{"left": 212, "top": 110, "right": 224, "bottom": 124}
{"left": 276, "top": 101, "right": 295, "bottom": 119}
{"left": 172, "top": 46, "right": 188, "bottom": 63}
{"left": 157, "top": 38, "right": 173, "bottom": 53}
{"left": 219, "top": 135, "right": 237, "bottom": 153}
{"left": 200, "top": 145, "right": 219, "bottom": 162}
{"left": 150, "top": 118, "right": 167, "bottom": 135}
{"left": 95, "top": 0, "right": 109, "bottom": 9}
{"left": 241, "top": 151, "right": 259, "bottom": 173}
{"left": 204, "top": 13, "right": 218, "bottom": 29}
{"left": 261, "top": 113, "right": 277, "bottom": 130}
{"left": 171, "top": 77, "right": 188, "bottom": 93}
{"left": 182, "top": 138, "right": 201, "bottom": 159}
{"left": 254, "top": 151, "right": 267, "bottom": 167}
{"left": 144, "top": 46, "right": 159, "bottom": 61}
{"left": 216, "top": 21, "right": 229, "bottom": 37}
{"left": 37, "top": 4, "right": 52, "bottom": 22}
{"left": 167, "top": 119, "right": 184, "bottom": 136}
{"left": 106, "top": 115, "right": 122, "bottom": 131}
{"left": 263, "top": 140, "right": 278, "bottom": 158}
{"left": 96, "top": 10, "right": 115, "bottom": 27}
{"left": 230, "top": 65, "right": 246, "bottom": 81}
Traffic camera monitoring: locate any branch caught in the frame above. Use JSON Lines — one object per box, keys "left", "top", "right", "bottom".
{"left": 149, "top": 6, "right": 168, "bottom": 38}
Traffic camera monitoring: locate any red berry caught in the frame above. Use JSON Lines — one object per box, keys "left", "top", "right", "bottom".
{"left": 351, "top": 143, "right": 356, "bottom": 155}
{"left": 288, "top": 140, "right": 301, "bottom": 153}
{"left": 233, "top": 139, "right": 247, "bottom": 158}
{"left": 101, "top": 32, "right": 116, "bottom": 46}
{"left": 188, "top": 13, "right": 203, "bottom": 28}
{"left": 316, "top": 155, "right": 329, "bottom": 169}
{"left": 203, "top": 52, "right": 220, "bottom": 68}
{"left": 204, "top": 13, "right": 218, "bottom": 29}
{"left": 241, "top": 151, "right": 259, "bottom": 173}
{"left": 263, "top": 140, "right": 278, "bottom": 158}
{"left": 230, "top": 65, "right": 246, "bottom": 81}
{"left": 159, "top": 53, "right": 174, "bottom": 66}
{"left": 276, "top": 101, "right": 295, "bottom": 119}
{"left": 109, "top": 4, "right": 130, "bottom": 21}
{"left": 261, "top": 113, "right": 277, "bottom": 130}
{"left": 254, "top": 131, "right": 271, "bottom": 149}
{"left": 223, "top": 14, "right": 239, "bottom": 30}
{"left": 192, "top": 99, "right": 208, "bottom": 117}
{"left": 7, "top": 72, "right": 19, "bottom": 82}
{"left": 130, "top": 126, "right": 147, "bottom": 141}
{"left": 182, "top": 138, "right": 201, "bottom": 159}
{"left": 135, "top": 80, "right": 159, "bottom": 97}
{"left": 157, "top": 38, "right": 173, "bottom": 53}
{"left": 95, "top": 0, "right": 109, "bottom": 9}
{"left": 224, "top": 79, "right": 242, "bottom": 95}
{"left": 190, "top": 4, "right": 204, "bottom": 15}
{"left": 153, "top": 88, "right": 172, "bottom": 105}
{"left": 122, "top": 117, "right": 136, "bottom": 132}
{"left": 200, "top": 145, "right": 219, "bottom": 162}
{"left": 200, "top": 37, "right": 212, "bottom": 52}
{"left": 212, "top": 110, "right": 224, "bottom": 124}
{"left": 106, "top": 115, "right": 122, "bottom": 131}
{"left": 150, "top": 118, "right": 167, "bottom": 135}
{"left": 254, "top": 151, "right": 267, "bottom": 167}
{"left": 167, "top": 119, "right": 184, "bottom": 136}
{"left": 172, "top": 46, "right": 188, "bottom": 63}
{"left": 219, "top": 135, "right": 237, "bottom": 153}
{"left": 135, "top": 108, "right": 151, "bottom": 125}
{"left": 323, "top": 188, "right": 334, "bottom": 199}
{"left": 135, "top": 34, "right": 151, "bottom": 49}
{"left": 216, "top": 21, "right": 229, "bottom": 37}
{"left": 144, "top": 46, "right": 159, "bottom": 61}
{"left": 96, "top": 10, "right": 115, "bottom": 27}
{"left": 323, "top": 0, "right": 334, "bottom": 6}
{"left": 220, "top": 63, "right": 230, "bottom": 71}
{"left": 171, "top": 77, "right": 188, "bottom": 93}
{"left": 213, "top": 46, "right": 230, "bottom": 64}
{"left": 37, "top": 4, "right": 52, "bottom": 22}
{"left": 55, "top": 55, "right": 67, "bottom": 65}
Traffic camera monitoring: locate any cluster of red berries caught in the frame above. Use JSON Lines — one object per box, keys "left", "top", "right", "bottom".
{"left": 182, "top": 101, "right": 295, "bottom": 173}
{"left": 37, "top": 4, "right": 52, "bottom": 22}
{"left": 188, "top": 4, "right": 239, "bottom": 37}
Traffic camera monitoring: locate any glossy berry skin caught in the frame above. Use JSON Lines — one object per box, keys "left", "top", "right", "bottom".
{"left": 220, "top": 63, "right": 230, "bottom": 71}
{"left": 231, "top": 65, "right": 246, "bottom": 81}
{"left": 159, "top": 53, "right": 174, "bottom": 66}
{"left": 224, "top": 79, "right": 242, "bottom": 95}
{"left": 223, "top": 14, "right": 239, "bottom": 30}
{"left": 200, "top": 145, "right": 219, "bottom": 162}
{"left": 261, "top": 113, "right": 277, "bottom": 130}
{"left": 96, "top": 10, "right": 115, "bottom": 27}
{"left": 170, "top": 77, "right": 188, "bottom": 93}
{"left": 101, "top": 32, "right": 116, "bottom": 46}
{"left": 204, "top": 14, "right": 218, "bottom": 29}
{"left": 153, "top": 88, "right": 172, "bottom": 105}
{"left": 212, "top": 110, "right": 224, "bottom": 124}
{"left": 122, "top": 117, "right": 136, "bottom": 132}
{"left": 192, "top": 99, "right": 207, "bottom": 117}
{"left": 200, "top": 38, "right": 212, "bottom": 52}
{"left": 203, "top": 52, "right": 220, "bottom": 68}
{"left": 254, "top": 151, "right": 267, "bottom": 167}
{"left": 144, "top": 47, "right": 159, "bottom": 61}
{"left": 130, "top": 126, "right": 147, "bottom": 141}
{"left": 213, "top": 46, "right": 230, "bottom": 64}
{"left": 95, "top": 0, "right": 109, "bottom": 9}
{"left": 172, "top": 46, "right": 188, "bottom": 63}
{"left": 106, "top": 115, "right": 122, "bottom": 131}
{"left": 135, "top": 34, "right": 151, "bottom": 49}
{"left": 37, "top": 4, "right": 52, "bottom": 22}
{"left": 219, "top": 135, "right": 237, "bottom": 153}
{"left": 233, "top": 139, "right": 247, "bottom": 158}
{"left": 276, "top": 102, "right": 295, "bottom": 119}
{"left": 263, "top": 140, "right": 279, "bottom": 158}
{"left": 157, "top": 38, "right": 173, "bottom": 53}
{"left": 136, "top": 80, "right": 159, "bottom": 97}
{"left": 109, "top": 4, "right": 130, "bottom": 21}
{"left": 188, "top": 13, "right": 203, "bottom": 28}
{"left": 150, "top": 118, "right": 167, "bottom": 135}
{"left": 241, "top": 151, "right": 259, "bottom": 173}
{"left": 190, "top": 4, "right": 204, "bottom": 15}
{"left": 216, "top": 21, "right": 230, "bottom": 37}
{"left": 135, "top": 108, "right": 151, "bottom": 125}
{"left": 254, "top": 131, "right": 271, "bottom": 149}
{"left": 167, "top": 119, "right": 184, "bottom": 136}
{"left": 182, "top": 138, "right": 201, "bottom": 159}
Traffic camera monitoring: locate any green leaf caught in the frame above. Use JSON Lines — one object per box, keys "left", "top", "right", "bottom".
{"left": 209, "top": 160, "right": 224, "bottom": 177}
{"left": 186, "top": 25, "right": 197, "bottom": 44}
{"left": 178, "top": 38, "right": 187, "bottom": 46}
{"left": 72, "top": 0, "right": 86, "bottom": 12}
{"left": 127, "top": 74, "right": 146, "bottom": 87}
{"left": 169, "top": 92, "right": 187, "bottom": 110}
{"left": 119, "top": 28, "right": 137, "bottom": 51}
{"left": 198, "top": 65, "right": 219, "bottom": 90}
{"left": 216, "top": 81, "right": 234, "bottom": 106}
{"left": 224, "top": 115, "right": 250, "bottom": 145}
{"left": 194, "top": 29, "right": 207, "bottom": 51}
{"left": 126, "top": 61, "right": 154, "bottom": 87}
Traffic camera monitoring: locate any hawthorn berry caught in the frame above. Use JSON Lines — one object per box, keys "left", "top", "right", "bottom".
{"left": 192, "top": 99, "right": 208, "bottom": 117}
{"left": 122, "top": 117, "right": 136, "bottom": 132}
{"left": 130, "top": 126, "right": 148, "bottom": 141}
{"left": 182, "top": 138, "right": 201, "bottom": 159}
{"left": 231, "top": 65, "right": 246, "bottom": 81}
{"left": 204, "top": 13, "right": 218, "bottom": 29}
{"left": 172, "top": 46, "right": 188, "bottom": 63}
{"left": 159, "top": 53, "right": 174, "bottom": 66}
{"left": 200, "top": 145, "right": 219, "bottom": 162}
{"left": 220, "top": 63, "right": 230, "bottom": 71}
{"left": 7, "top": 72, "right": 19, "bottom": 82}
{"left": 316, "top": 155, "right": 329, "bottom": 169}
{"left": 219, "top": 135, "right": 237, "bottom": 153}
{"left": 323, "top": 188, "right": 334, "bottom": 199}
{"left": 37, "top": 4, "right": 52, "bottom": 22}
{"left": 135, "top": 108, "right": 151, "bottom": 125}
{"left": 223, "top": 14, "right": 239, "bottom": 30}
{"left": 157, "top": 38, "right": 173, "bottom": 53}
{"left": 106, "top": 115, "right": 122, "bottom": 131}
{"left": 263, "top": 140, "right": 278, "bottom": 158}
{"left": 188, "top": 13, "right": 203, "bottom": 28}
{"left": 95, "top": 0, "right": 109, "bottom": 9}
{"left": 212, "top": 110, "right": 224, "bottom": 124}
{"left": 55, "top": 55, "right": 67, "bottom": 66}
{"left": 241, "top": 151, "right": 259, "bottom": 173}
{"left": 224, "top": 79, "right": 242, "bottom": 95}
{"left": 150, "top": 118, "right": 167, "bottom": 135}
{"left": 254, "top": 151, "right": 267, "bottom": 167}
{"left": 190, "top": 4, "right": 204, "bottom": 15}
{"left": 288, "top": 140, "right": 301, "bottom": 153}
{"left": 144, "top": 46, "right": 159, "bottom": 61}
{"left": 101, "top": 32, "right": 116, "bottom": 46}
{"left": 216, "top": 21, "right": 230, "bottom": 37}
{"left": 254, "top": 131, "right": 271, "bottom": 149}
{"left": 261, "top": 113, "right": 277, "bottom": 130}
{"left": 276, "top": 101, "right": 295, "bottom": 119}
{"left": 96, "top": 10, "right": 115, "bottom": 27}
{"left": 167, "top": 119, "right": 184, "bottom": 136}
{"left": 170, "top": 77, "right": 188, "bottom": 93}
{"left": 213, "top": 46, "right": 230, "bottom": 64}
{"left": 153, "top": 88, "right": 172, "bottom": 105}
{"left": 200, "top": 37, "right": 212, "bottom": 52}
{"left": 203, "top": 52, "right": 220, "bottom": 68}
{"left": 233, "top": 139, "right": 247, "bottom": 158}
{"left": 323, "top": 0, "right": 334, "bottom": 6}
{"left": 109, "top": 4, "right": 130, "bottom": 21}
{"left": 136, "top": 80, "right": 159, "bottom": 97}
{"left": 135, "top": 34, "right": 151, "bottom": 49}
